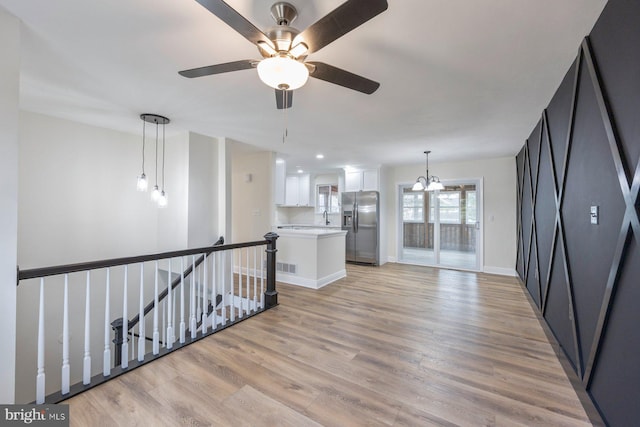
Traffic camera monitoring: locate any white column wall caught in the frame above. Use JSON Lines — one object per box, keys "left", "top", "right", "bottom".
{"left": 0, "top": 8, "right": 20, "bottom": 404}
{"left": 187, "top": 132, "right": 219, "bottom": 248}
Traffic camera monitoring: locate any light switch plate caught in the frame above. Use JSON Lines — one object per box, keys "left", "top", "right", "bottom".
{"left": 590, "top": 205, "right": 599, "bottom": 225}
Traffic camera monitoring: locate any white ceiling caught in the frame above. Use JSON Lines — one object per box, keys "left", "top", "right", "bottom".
{"left": 0, "top": 0, "right": 607, "bottom": 173}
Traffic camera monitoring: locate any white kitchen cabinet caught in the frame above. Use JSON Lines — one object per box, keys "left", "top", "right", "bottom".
{"left": 344, "top": 168, "right": 379, "bottom": 192}
{"left": 284, "top": 174, "right": 312, "bottom": 206}
{"left": 362, "top": 169, "right": 379, "bottom": 191}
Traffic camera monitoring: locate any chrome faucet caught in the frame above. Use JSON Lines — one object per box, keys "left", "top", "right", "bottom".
{"left": 323, "top": 210, "right": 330, "bottom": 225}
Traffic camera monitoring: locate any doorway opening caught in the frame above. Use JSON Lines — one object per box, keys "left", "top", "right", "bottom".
{"left": 398, "top": 179, "right": 481, "bottom": 270}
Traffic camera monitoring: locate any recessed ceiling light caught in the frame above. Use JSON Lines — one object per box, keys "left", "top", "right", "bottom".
{"left": 297, "top": 169, "right": 303, "bottom": 173}
{"left": 316, "top": 154, "right": 324, "bottom": 159}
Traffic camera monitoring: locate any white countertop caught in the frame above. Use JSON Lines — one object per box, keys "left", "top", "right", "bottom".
{"left": 275, "top": 228, "right": 347, "bottom": 238}
{"left": 276, "top": 224, "right": 342, "bottom": 229}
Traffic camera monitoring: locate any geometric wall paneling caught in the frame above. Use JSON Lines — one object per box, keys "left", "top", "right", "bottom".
{"left": 588, "top": 237, "right": 640, "bottom": 427}
{"left": 576, "top": 39, "right": 640, "bottom": 392}
{"left": 535, "top": 112, "right": 556, "bottom": 311}
{"left": 516, "top": 150, "right": 526, "bottom": 278}
{"left": 527, "top": 120, "right": 543, "bottom": 308}
{"left": 544, "top": 241, "right": 578, "bottom": 371}
{"left": 588, "top": 0, "right": 640, "bottom": 176}
{"left": 545, "top": 61, "right": 576, "bottom": 191}
{"left": 562, "top": 38, "right": 626, "bottom": 380}
{"left": 516, "top": 3, "right": 640, "bottom": 418}
{"left": 521, "top": 146, "right": 533, "bottom": 282}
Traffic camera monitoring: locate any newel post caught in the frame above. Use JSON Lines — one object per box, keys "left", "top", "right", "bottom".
{"left": 264, "top": 232, "right": 279, "bottom": 308}
{"left": 111, "top": 318, "right": 123, "bottom": 367}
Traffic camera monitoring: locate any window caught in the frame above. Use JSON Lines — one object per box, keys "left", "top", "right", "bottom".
{"left": 466, "top": 191, "right": 477, "bottom": 224}
{"left": 430, "top": 191, "right": 461, "bottom": 224}
{"left": 316, "top": 185, "right": 339, "bottom": 213}
{"left": 403, "top": 192, "right": 424, "bottom": 222}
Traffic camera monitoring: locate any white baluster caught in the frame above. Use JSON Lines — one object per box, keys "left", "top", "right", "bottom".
{"left": 121, "top": 265, "right": 129, "bottom": 369}
{"left": 103, "top": 268, "right": 111, "bottom": 376}
{"left": 246, "top": 248, "right": 250, "bottom": 314}
{"left": 36, "top": 278, "right": 45, "bottom": 404}
{"left": 230, "top": 251, "right": 235, "bottom": 322}
{"left": 167, "top": 260, "right": 174, "bottom": 349}
{"left": 238, "top": 249, "right": 243, "bottom": 319}
{"left": 83, "top": 271, "right": 91, "bottom": 385}
{"left": 221, "top": 251, "right": 227, "bottom": 325}
{"left": 179, "top": 257, "right": 186, "bottom": 343}
{"left": 212, "top": 252, "right": 217, "bottom": 329}
{"left": 162, "top": 300, "right": 166, "bottom": 348}
{"left": 190, "top": 256, "right": 197, "bottom": 338}
{"left": 260, "top": 249, "right": 265, "bottom": 309}
{"left": 131, "top": 332, "right": 135, "bottom": 360}
{"left": 172, "top": 287, "right": 177, "bottom": 344}
{"left": 152, "top": 261, "right": 160, "bottom": 355}
{"left": 253, "top": 246, "right": 258, "bottom": 312}
{"left": 61, "top": 275, "right": 70, "bottom": 394}
{"left": 138, "top": 263, "right": 145, "bottom": 362}
{"left": 202, "top": 253, "right": 208, "bottom": 334}
{"left": 196, "top": 263, "right": 201, "bottom": 322}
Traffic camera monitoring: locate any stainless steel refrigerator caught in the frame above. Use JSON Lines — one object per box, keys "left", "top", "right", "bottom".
{"left": 341, "top": 191, "right": 380, "bottom": 265}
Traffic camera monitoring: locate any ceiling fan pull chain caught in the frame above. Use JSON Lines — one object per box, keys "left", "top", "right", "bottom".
{"left": 282, "top": 90, "right": 288, "bottom": 143}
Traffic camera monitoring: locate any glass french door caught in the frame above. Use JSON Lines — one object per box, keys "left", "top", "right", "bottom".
{"left": 399, "top": 180, "right": 480, "bottom": 270}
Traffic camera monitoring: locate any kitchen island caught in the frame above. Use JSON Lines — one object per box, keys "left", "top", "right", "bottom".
{"left": 274, "top": 228, "right": 347, "bottom": 289}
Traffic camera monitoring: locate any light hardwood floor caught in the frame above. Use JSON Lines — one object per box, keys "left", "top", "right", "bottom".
{"left": 65, "top": 263, "right": 596, "bottom": 426}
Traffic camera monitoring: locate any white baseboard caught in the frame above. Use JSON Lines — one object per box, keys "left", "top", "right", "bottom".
{"left": 386, "top": 256, "right": 397, "bottom": 263}
{"left": 276, "top": 269, "right": 346, "bottom": 289}
{"left": 483, "top": 266, "right": 517, "bottom": 276}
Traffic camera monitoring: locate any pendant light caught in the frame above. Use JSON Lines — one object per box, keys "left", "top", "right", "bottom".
{"left": 413, "top": 150, "right": 444, "bottom": 191}
{"left": 139, "top": 114, "right": 170, "bottom": 206}
{"left": 136, "top": 117, "right": 148, "bottom": 192}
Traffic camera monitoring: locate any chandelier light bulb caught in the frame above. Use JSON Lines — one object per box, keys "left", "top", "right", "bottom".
{"left": 151, "top": 185, "right": 160, "bottom": 202}
{"left": 157, "top": 191, "right": 168, "bottom": 208}
{"left": 136, "top": 173, "right": 148, "bottom": 192}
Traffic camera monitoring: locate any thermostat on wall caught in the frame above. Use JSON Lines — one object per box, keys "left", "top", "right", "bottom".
{"left": 590, "top": 206, "right": 599, "bottom": 225}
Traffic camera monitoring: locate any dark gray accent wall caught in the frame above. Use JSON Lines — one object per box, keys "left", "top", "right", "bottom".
{"left": 516, "top": 1, "right": 640, "bottom": 425}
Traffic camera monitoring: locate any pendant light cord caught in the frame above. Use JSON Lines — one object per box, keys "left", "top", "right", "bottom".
{"left": 161, "top": 122, "right": 166, "bottom": 191}
{"left": 282, "top": 90, "right": 288, "bottom": 143}
{"left": 154, "top": 122, "right": 159, "bottom": 186}
{"left": 141, "top": 119, "right": 146, "bottom": 174}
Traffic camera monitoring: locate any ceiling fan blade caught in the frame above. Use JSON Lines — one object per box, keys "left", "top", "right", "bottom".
{"left": 307, "top": 61, "right": 380, "bottom": 94}
{"left": 293, "top": 0, "right": 388, "bottom": 54}
{"left": 194, "top": 0, "right": 273, "bottom": 47}
{"left": 275, "top": 89, "right": 293, "bottom": 109}
{"left": 179, "top": 60, "right": 255, "bottom": 78}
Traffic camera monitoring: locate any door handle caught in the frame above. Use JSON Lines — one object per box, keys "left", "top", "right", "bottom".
{"left": 354, "top": 202, "right": 358, "bottom": 233}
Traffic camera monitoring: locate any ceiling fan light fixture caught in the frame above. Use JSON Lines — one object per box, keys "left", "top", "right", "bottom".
{"left": 257, "top": 55, "right": 309, "bottom": 90}
{"left": 289, "top": 42, "right": 308, "bottom": 58}
{"left": 257, "top": 41, "right": 277, "bottom": 56}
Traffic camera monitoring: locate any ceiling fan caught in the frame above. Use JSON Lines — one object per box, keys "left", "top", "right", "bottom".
{"left": 179, "top": 0, "right": 388, "bottom": 109}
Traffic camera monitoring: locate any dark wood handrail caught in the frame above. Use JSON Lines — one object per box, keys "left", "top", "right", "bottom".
{"left": 17, "top": 238, "right": 269, "bottom": 283}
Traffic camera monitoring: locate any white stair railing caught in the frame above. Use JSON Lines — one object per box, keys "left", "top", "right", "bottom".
{"left": 17, "top": 234, "right": 277, "bottom": 404}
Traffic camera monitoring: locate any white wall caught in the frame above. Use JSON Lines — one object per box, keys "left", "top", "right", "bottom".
{"left": 187, "top": 132, "right": 219, "bottom": 248}
{"left": 0, "top": 8, "right": 19, "bottom": 403}
{"left": 385, "top": 156, "right": 517, "bottom": 275}
{"left": 18, "top": 112, "right": 163, "bottom": 266}
{"left": 156, "top": 132, "right": 190, "bottom": 252}
{"left": 231, "top": 150, "right": 274, "bottom": 243}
